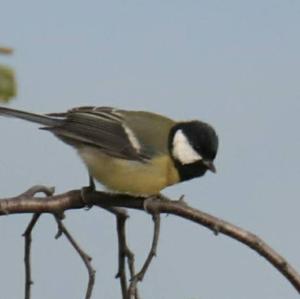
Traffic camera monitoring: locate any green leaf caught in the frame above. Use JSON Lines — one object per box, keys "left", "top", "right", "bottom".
{"left": 0, "top": 64, "right": 17, "bottom": 103}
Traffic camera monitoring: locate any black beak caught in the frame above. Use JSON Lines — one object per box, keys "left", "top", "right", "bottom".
{"left": 202, "top": 160, "right": 216, "bottom": 173}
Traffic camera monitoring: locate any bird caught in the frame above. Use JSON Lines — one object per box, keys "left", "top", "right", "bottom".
{"left": 0, "top": 106, "right": 218, "bottom": 196}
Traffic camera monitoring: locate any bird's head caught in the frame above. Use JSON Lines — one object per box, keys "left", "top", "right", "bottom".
{"left": 169, "top": 121, "right": 218, "bottom": 181}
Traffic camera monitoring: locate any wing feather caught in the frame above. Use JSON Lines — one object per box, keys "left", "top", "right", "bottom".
{"left": 44, "top": 107, "right": 149, "bottom": 161}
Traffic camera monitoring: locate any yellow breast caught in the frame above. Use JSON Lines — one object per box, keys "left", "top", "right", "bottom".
{"left": 78, "top": 147, "right": 179, "bottom": 196}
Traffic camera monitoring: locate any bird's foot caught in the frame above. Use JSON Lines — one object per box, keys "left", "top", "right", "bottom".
{"left": 143, "top": 194, "right": 163, "bottom": 214}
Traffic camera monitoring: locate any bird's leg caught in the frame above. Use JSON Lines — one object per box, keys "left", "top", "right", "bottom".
{"left": 88, "top": 175, "right": 96, "bottom": 192}
{"left": 81, "top": 174, "right": 96, "bottom": 209}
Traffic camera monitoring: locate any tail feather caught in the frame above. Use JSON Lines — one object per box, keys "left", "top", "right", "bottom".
{"left": 0, "top": 106, "right": 62, "bottom": 127}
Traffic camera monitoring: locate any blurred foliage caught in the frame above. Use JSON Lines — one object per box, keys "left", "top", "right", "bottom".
{"left": 0, "top": 47, "right": 13, "bottom": 55}
{"left": 0, "top": 65, "right": 16, "bottom": 102}
{"left": 0, "top": 47, "right": 16, "bottom": 103}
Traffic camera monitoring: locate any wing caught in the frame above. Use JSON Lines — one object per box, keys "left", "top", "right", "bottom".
{"left": 44, "top": 106, "right": 149, "bottom": 161}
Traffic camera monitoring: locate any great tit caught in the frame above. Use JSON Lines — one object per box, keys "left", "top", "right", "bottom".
{"left": 0, "top": 106, "right": 218, "bottom": 196}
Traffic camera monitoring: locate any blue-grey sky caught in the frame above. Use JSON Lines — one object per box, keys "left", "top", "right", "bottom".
{"left": 1, "top": 1, "right": 300, "bottom": 298}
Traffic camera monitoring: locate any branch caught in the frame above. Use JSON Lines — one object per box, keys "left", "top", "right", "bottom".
{"left": 101, "top": 206, "right": 139, "bottom": 299}
{"left": 22, "top": 186, "right": 54, "bottom": 299}
{"left": 1, "top": 186, "right": 300, "bottom": 294}
{"left": 23, "top": 214, "right": 40, "bottom": 299}
{"left": 115, "top": 211, "right": 129, "bottom": 298}
{"left": 127, "top": 213, "right": 160, "bottom": 298}
{"left": 54, "top": 216, "right": 96, "bottom": 299}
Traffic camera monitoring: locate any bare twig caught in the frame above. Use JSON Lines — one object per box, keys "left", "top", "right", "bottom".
{"left": 23, "top": 214, "right": 40, "bottom": 299}
{"left": 1, "top": 187, "right": 300, "bottom": 294}
{"left": 54, "top": 217, "right": 95, "bottom": 299}
{"left": 21, "top": 186, "right": 55, "bottom": 198}
{"left": 127, "top": 214, "right": 160, "bottom": 298}
{"left": 21, "top": 185, "right": 54, "bottom": 299}
{"left": 126, "top": 246, "right": 137, "bottom": 287}
{"left": 115, "top": 211, "right": 129, "bottom": 298}
{"left": 114, "top": 209, "right": 140, "bottom": 299}
{"left": 96, "top": 206, "right": 139, "bottom": 299}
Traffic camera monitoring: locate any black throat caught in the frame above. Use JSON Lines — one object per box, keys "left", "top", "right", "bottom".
{"left": 172, "top": 159, "right": 208, "bottom": 182}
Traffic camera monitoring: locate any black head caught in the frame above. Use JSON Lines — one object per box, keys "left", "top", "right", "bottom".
{"left": 168, "top": 121, "right": 218, "bottom": 182}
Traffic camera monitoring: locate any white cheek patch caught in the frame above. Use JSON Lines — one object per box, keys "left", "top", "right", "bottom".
{"left": 172, "top": 129, "right": 202, "bottom": 165}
